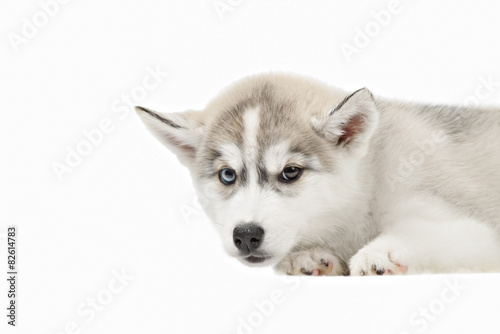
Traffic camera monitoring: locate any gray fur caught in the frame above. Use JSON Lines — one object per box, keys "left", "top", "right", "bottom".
{"left": 136, "top": 72, "right": 500, "bottom": 276}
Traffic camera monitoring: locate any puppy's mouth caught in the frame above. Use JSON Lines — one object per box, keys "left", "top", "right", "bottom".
{"left": 243, "top": 255, "right": 271, "bottom": 264}
{"left": 238, "top": 250, "right": 272, "bottom": 264}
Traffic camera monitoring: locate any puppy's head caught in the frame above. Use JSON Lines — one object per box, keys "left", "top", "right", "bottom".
{"left": 137, "top": 73, "right": 378, "bottom": 267}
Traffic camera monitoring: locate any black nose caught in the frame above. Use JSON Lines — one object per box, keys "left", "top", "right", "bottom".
{"left": 233, "top": 223, "right": 264, "bottom": 253}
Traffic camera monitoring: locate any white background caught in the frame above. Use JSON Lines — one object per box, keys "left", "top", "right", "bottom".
{"left": 2, "top": 0, "right": 500, "bottom": 333}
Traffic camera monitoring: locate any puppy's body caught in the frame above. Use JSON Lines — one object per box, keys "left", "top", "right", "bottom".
{"left": 137, "top": 73, "right": 500, "bottom": 275}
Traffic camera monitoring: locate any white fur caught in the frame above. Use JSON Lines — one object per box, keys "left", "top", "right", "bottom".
{"left": 136, "top": 72, "right": 500, "bottom": 276}
{"left": 217, "top": 143, "right": 243, "bottom": 172}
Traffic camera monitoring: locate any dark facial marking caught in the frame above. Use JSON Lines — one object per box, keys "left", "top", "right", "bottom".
{"left": 257, "top": 164, "right": 268, "bottom": 185}
{"left": 207, "top": 149, "right": 222, "bottom": 164}
{"left": 240, "top": 164, "right": 248, "bottom": 187}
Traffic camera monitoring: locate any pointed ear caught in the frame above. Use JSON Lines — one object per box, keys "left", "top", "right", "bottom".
{"left": 311, "top": 88, "right": 378, "bottom": 155}
{"left": 135, "top": 106, "right": 205, "bottom": 167}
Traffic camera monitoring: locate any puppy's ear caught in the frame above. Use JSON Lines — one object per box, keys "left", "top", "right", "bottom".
{"left": 311, "top": 88, "right": 379, "bottom": 155}
{"left": 136, "top": 106, "right": 205, "bottom": 167}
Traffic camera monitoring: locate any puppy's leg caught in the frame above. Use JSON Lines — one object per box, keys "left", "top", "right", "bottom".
{"left": 349, "top": 218, "right": 500, "bottom": 275}
{"left": 274, "top": 247, "right": 347, "bottom": 276}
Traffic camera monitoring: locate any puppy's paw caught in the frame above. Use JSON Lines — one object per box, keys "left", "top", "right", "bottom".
{"left": 349, "top": 244, "right": 408, "bottom": 276}
{"left": 275, "top": 248, "right": 346, "bottom": 276}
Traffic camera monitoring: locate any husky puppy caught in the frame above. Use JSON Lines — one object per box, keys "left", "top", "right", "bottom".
{"left": 136, "top": 72, "right": 500, "bottom": 276}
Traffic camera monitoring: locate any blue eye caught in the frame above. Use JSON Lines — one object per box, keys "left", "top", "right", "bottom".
{"left": 219, "top": 168, "right": 236, "bottom": 185}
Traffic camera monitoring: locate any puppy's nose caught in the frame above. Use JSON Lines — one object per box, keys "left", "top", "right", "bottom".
{"left": 233, "top": 223, "right": 264, "bottom": 253}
